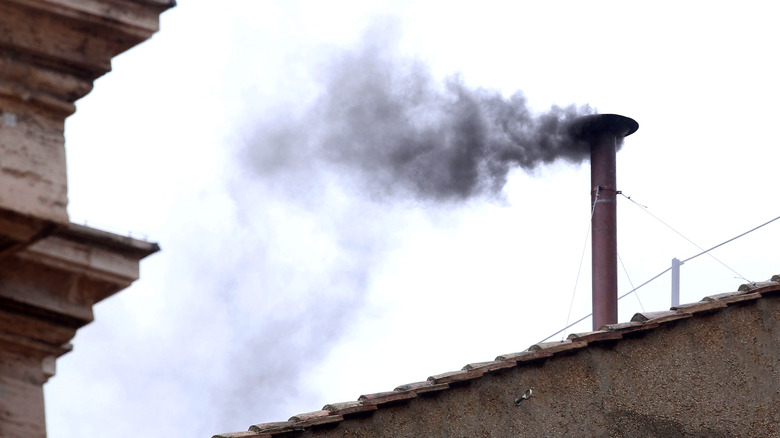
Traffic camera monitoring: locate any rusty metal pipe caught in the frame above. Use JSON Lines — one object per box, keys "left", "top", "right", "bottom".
{"left": 570, "top": 114, "right": 638, "bottom": 330}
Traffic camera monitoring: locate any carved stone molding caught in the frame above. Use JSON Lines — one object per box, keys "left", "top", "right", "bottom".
{"left": 0, "top": 1, "right": 173, "bottom": 436}
{"left": 0, "top": 220, "right": 159, "bottom": 437}
{"left": 0, "top": 0, "right": 175, "bottom": 223}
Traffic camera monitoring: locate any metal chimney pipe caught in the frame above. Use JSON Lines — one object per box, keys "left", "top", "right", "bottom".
{"left": 570, "top": 114, "right": 638, "bottom": 330}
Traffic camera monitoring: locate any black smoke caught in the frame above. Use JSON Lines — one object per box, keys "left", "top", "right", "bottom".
{"left": 246, "top": 22, "right": 596, "bottom": 202}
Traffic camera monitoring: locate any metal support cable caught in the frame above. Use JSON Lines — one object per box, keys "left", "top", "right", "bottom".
{"left": 561, "top": 187, "right": 600, "bottom": 341}
{"left": 539, "top": 210, "right": 779, "bottom": 345}
{"left": 681, "top": 214, "right": 780, "bottom": 264}
{"left": 619, "top": 193, "right": 753, "bottom": 284}
{"left": 539, "top": 266, "right": 670, "bottom": 345}
{"left": 618, "top": 252, "right": 644, "bottom": 312}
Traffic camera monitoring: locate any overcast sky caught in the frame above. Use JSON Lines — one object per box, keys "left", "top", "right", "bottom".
{"left": 45, "top": 1, "right": 780, "bottom": 437}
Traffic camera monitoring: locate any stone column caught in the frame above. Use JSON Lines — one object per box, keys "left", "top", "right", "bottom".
{"left": 0, "top": 1, "right": 174, "bottom": 436}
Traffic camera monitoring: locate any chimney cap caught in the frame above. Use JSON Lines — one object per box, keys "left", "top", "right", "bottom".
{"left": 569, "top": 114, "right": 638, "bottom": 140}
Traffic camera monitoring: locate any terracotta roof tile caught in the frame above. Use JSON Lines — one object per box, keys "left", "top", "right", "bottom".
{"left": 672, "top": 299, "right": 727, "bottom": 314}
{"left": 702, "top": 291, "right": 743, "bottom": 301}
{"left": 711, "top": 291, "right": 762, "bottom": 306}
{"left": 631, "top": 310, "right": 692, "bottom": 324}
{"left": 288, "top": 410, "right": 343, "bottom": 427}
{"left": 602, "top": 320, "right": 660, "bottom": 335}
{"left": 394, "top": 380, "right": 449, "bottom": 394}
{"left": 528, "top": 339, "right": 588, "bottom": 354}
{"left": 495, "top": 349, "right": 554, "bottom": 362}
{"left": 322, "top": 401, "right": 360, "bottom": 411}
{"left": 427, "top": 368, "right": 484, "bottom": 385}
{"left": 567, "top": 329, "right": 623, "bottom": 344}
{"left": 756, "top": 283, "right": 780, "bottom": 297}
{"left": 289, "top": 410, "right": 328, "bottom": 422}
{"left": 216, "top": 273, "right": 780, "bottom": 438}
{"left": 602, "top": 321, "right": 641, "bottom": 330}
{"left": 738, "top": 280, "right": 779, "bottom": 292}
{"left": 462, "top": 361, "right": 495, "bottom": 370}
{"left": 358, "top": 390, "right": 416, "bottom": 406}
{"left": 213, "top": 432, "right": 264, "bottom": 438}
{"left": 322, "top": 401, "right": 378, "bottom": 416}
{"left": 248, "top": 421, "right": 299, "bottom": 434}
{"left": 462, "top": 359, "right": 518, "bottom": 374}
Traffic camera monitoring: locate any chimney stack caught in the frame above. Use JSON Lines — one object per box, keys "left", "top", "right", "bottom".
{"left": 570, "top": 114, "right": 638, "bottom": 330}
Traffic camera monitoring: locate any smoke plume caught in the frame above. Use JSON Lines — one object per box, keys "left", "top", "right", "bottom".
{"left": 247, "top": 22, "right": 596, "bottom": 202}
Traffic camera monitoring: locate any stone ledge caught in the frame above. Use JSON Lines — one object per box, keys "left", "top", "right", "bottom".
{"left": 0, "top": 0, "right": 175, "bottom": 114}
{"left": 1, "top": 221, "right": 159, "bottom": 329}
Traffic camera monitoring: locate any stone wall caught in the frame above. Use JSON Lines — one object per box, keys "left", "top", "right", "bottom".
{"left": 0, "top": 1, "right": 173, "bottom": 437}
{"left": 0, "top": 101, "right": 68, "bottom": 222}
{"left": 0, "top": 0, "right": 174, "bottom": 223}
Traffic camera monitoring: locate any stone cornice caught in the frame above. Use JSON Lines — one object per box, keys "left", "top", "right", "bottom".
{"left": 0, "top": 0, "right": 175, "bottom": 115}
{"left": 0, "top": 221, "right": 160, "bottom": 331}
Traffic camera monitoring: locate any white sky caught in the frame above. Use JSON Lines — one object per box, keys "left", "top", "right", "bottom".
{"left": 45, "top": 1, "right": 780, "bottom": 436}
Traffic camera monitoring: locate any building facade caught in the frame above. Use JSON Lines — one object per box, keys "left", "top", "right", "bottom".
{"left": 0, "top": 1, "right": 173, "bottom": 436}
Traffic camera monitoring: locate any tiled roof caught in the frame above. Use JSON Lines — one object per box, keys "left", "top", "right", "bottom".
{"left": 214, "top": 275, "right": 780, "bottom": 438}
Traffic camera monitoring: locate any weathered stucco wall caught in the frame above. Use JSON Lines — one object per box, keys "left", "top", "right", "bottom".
{"left": 241, "top": 294, "right": 779, "bottom": 438}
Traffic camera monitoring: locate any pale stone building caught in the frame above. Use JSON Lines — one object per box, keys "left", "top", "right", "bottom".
{"left": 0, "top": 1, "right": 173, "bottom": 437}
